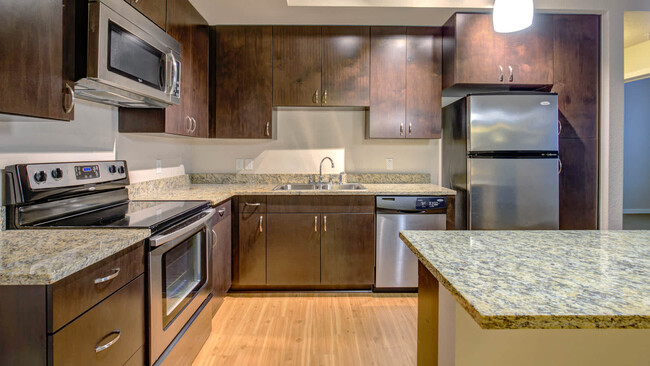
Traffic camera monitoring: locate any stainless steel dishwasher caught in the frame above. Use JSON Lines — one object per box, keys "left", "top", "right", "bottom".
{"left": 375, "top": 196, "right": 447, "bottom": 291}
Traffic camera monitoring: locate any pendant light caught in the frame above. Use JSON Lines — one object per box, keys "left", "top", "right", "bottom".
{"left": 493, "top": 0, "right": 535, "bottom": 33}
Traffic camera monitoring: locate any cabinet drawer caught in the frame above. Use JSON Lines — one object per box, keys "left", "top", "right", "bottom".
{"left": 239, "top": 196, "right": 267, "bottom": 213}
{"left": 51, "top": 242, "right": 145, "bottom": 332}
{"left": 320, "top": 196, "right": 374, "bottom": 213}
{"left": 52, "top": 275, "right": 145, "bottom": 366}
{"left": 267, "top": 195, "right": 321, "bottom": 213}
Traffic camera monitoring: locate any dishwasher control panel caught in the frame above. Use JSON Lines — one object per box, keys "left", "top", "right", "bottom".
{"left": 415, "top": 197, "right": 447, "bottom": 210}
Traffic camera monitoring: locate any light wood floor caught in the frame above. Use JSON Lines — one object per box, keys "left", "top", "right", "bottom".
{"left": 192, "top": 293, "right": 418, "bottom": 366}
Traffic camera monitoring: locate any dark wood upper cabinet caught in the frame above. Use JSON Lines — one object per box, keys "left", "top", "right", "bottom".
{"left": 119, "top": 0, "right": 208, "bottom": 137}
{"left": 273, "top": 26, "right": 322, "bottom": 106}
{"left": 211, "top": 26, "right": 273, "bottom": 138}
{"left": 442, "top": 13, "right": 553, "bottom": 92}
{"left": 552, "top": 14, "right": 600, "bottom": 140}
{"left": 267, "top": 214, "right": 321, "bottom": 286}
{"left": 321, "top": 214, "right": 375, "bottom": 286}
{"left": 321, "top": 26, "right": 370, "bottom": 107}
{"left": 128, "top": 0, "right": 167, "bottom": 30}
{"left": 406, "top": 27, "right": 442, "bottom": 139}
{"left": 369, "top": 27, "right": 407, "bottom": 138}
{"left": 369, "top": 26, "right": 442, "bottom": 139}
{"left": 0, "top": 0, "right": 75, "bottom": 121}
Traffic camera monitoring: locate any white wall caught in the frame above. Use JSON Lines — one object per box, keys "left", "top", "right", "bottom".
{"left": 623, "top": 77, "right": 650, "bottom": 213}
{"left": 0, "top": 100, "right": 193, "bottom": 187}
{"left": 624, "top": 39, "right": 650, "bottom": 81}
{"left": 191, "top": 108, "right": 439, "bottom": 181}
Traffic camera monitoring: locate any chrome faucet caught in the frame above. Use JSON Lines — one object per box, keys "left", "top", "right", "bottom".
{"left": 319, "top": 157, "right": 334, "bottom": 183}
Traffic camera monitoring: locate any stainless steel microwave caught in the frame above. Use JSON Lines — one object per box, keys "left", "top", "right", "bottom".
{"left": 75, "top": 0, "right": 181, "bottom": 108}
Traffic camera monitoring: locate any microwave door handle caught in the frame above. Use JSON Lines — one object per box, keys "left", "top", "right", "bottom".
{"left": 165, "top": 52, "right": 177, "bottom": 95}
{"left": 150, "top": 208, "right": 216, "bottom": 248}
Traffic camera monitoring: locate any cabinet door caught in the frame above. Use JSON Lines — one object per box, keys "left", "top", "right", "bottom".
{"left": 0, "top": 0, "right": 75, "bottom": 120}
{"left": 165, "top": 0, "right": 194, "bottom": 136}
{"left": 267, "top": 214, "right": 321, "bottom": 286}
{"left": 321, "top": 214, "right": 375, "bottom": 286}
{"left": 273, "top": 26, "right": 322, "bottom": 106}
{"left": 552, "top": 15, "right": 600, "bottom": 140}
{"left": 130, "top": 0, "right": 167, "bottom": 30}
{"left": 321, "top": 26, "right": 370, "bottom": 107}
{"left": 504, "top": 14, "right": 553, "bottom": 86}
{"left": 189, "top": 14, "right": 209, "bottom": 137}
{"left": 369, "top": 27, "right": 407, "bottom": 138}
{"left": 559, "top": 138, "right": 598, "bottom": 229}
{"left": 447, "top": 13, "right": 506, "bottom": 87}
{"left": 237, "top": 212, "right": 266, "bottom": 285}
{"left": 406, "top": 27, "right": 442, "bottom": 139}
{"left": 212, "top": 26, "right": 273, "bottom": 138}
{"left": 212, "top": 212, "right": 232, "bottom": 313}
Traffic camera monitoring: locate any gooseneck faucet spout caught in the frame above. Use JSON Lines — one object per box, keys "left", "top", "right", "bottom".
{"left": 319, "top": 157, "right": 335, "bottom": 183}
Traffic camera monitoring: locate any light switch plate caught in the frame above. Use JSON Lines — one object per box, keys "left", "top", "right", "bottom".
{"left": 386, "top": 158, "right": 394, "bottom": 170}
{"left": 156, "top": 159, "right": 162, "bottom": 174}
{"left": 236, "top": 159, "right": 244, "bottom": 170}
{"left": 245, "top": 159, "right": 253, "bottom": 171}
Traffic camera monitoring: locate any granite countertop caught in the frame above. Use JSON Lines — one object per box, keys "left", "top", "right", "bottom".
{"left": 0, "top": 228, "right": 151, "bottom": 285}
{"left": 399, "top": 230, "right": 650, "bottom": 330}
{"left": 129, "top": 183, "right": 456, "bottom": 205}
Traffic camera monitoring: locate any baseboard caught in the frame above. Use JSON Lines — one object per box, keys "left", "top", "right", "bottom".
{"left": 623, "top": 209, "right": 650, "bottom": 214}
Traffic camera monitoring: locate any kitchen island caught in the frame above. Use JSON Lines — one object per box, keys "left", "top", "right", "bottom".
{"left": 399, "top": 230, "right": 650, "bottom": 366}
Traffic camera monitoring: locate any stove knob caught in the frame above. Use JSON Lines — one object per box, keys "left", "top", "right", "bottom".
{"left": 117, "top": 166, "right": 125, "bottom": 174}
{"left": 51, "top": 168, "right": 64, "bottom": 180}
{"left": 33, "top": 171, "right": 47, "bottom": 183}
{"left": 108, "top": 165, "right": 117, "bottom": 174}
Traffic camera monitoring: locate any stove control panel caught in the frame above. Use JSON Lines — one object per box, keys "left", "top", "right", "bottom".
{"left": 25, "top": 161, "right": 128, "bottom": 189}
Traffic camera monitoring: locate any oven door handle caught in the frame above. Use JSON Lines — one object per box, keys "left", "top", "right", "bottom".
{"left": 149, "top": 208, "right": 216, "bottom": 248}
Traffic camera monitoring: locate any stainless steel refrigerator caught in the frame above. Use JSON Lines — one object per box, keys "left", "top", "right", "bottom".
{"left": 442, "top": 92, "right": 560, "bottom": 230}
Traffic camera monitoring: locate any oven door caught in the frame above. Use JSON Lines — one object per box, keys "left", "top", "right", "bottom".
{"left": 81, "top": 0, "right": 181, "bottom": 106}
{"left": 149, "top": 209, "right": 214, "bottom": 364}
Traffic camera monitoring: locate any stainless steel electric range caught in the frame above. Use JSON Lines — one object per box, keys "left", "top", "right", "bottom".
{"left": 4, "top": 160, "right": 214, "bottom": 366}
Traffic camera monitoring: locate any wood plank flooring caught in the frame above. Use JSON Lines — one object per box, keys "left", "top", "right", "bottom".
{"left": 193, "top": 293, "right": 417, "bottom": 366}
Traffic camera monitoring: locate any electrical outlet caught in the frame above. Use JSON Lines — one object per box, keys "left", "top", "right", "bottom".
{"left": 156, "top": 159, "right": 162, "bottom": 174}
{"left": 245, "top": 159, "right": 253, "bottom": 171}
{"left": 386, "top": 158, "right": 394, "bottom": 170}
{"left": 236, "top": 159, "right": 244, "bottom": 170}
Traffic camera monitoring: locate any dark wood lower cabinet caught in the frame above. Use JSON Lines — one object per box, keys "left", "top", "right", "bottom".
{"left": 559, "top": 137, "right": 598, "bottom": 229}
{"left": 321, "top": 214, "right": 375, "bottom": 286}
{"left": 235, "top": 211, "right": 267, "bottom": 286}
{"left": 267, "top": 214, "right": 321, "bottom": 285}
{"left": 212, "top": 201, "right": 232, "bottom": 314}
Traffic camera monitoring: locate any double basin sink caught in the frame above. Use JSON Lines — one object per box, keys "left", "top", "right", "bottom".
{"left": 273, "top": 183, "right": 367, "bottom": 191}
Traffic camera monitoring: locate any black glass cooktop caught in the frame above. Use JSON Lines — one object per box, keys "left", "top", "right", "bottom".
{"left": 36, "top": 200, "right": 211, "bottom": 233}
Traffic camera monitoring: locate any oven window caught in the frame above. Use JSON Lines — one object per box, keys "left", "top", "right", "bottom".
{"left": 161, "top": 229, "right": 206, "bottom": 329}
{"left": 108, "top": 21, "right": 165, "bottom": 91}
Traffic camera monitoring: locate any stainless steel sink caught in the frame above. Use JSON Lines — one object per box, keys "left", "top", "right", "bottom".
{"left": 273, "top": 183, "right": 367, "bottom": 191}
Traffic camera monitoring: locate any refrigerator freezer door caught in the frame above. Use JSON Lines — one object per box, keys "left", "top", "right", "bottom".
{"left": 468, "top": 158, "right": 559, "bottom": 229}
{"left": 467, "top": 94, "right": 558, "bottom": 152}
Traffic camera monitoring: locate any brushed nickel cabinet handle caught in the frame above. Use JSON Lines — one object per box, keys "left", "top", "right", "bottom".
{"left": 212, "top": 229, "right": 217, "bottom": 243}
{"left": 185, "top": 116, "right": 192, "bottom": 132}
{"left": 323, "top": 89, "right": 327, "bottom": 104}
{"left": 64, "top": 84, "right": 75, "bottom": 114}
{"left": 245, "top": 202, "right": 261, "bottom": 206}
{"left": 409, "top": 122, "right": 412, "bottom": 135}
{"left": 314, "top": 216, "right": 318, "bottom": 232}
{"left": 400, "top": 123, "right": 404, "bottom": 136}
{"left": 218, "top": 208, "right": 226, "bottom": 216}
{"left": 508, "top": 65, "right": 514, "bottom": 82}
{"left": 558, "top": 120, "right": 562, "bottom": 136}
{"left": 265, "top": 121, "right": 270, "bottom": 136}
{"left": 499, "top": 65, "right": 504, "bottom": 82}
{"left": 558, "top": 158, "right": 563, "bottom": 174}
{"left": 95, "top": 330, "right": 121, "bottom": 353}
{"left": 313, "top": 89, "right": 320, "bottom": 104}
{"left": 324, "top": 216, "right": 327, "bottom": 232}
{"left": 94, "top": 268, "right": 120, "bottom": 284}
{"left": 259, "top": 216, "right": 263, "bottom": 233}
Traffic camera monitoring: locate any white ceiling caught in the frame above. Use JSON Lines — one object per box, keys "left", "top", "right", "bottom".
{"left": 624, "top": 11, "right": 650, "bottom": 48}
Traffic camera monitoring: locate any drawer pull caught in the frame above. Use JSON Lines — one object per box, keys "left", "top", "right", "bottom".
{"left": 245, "top": 202, "right": 261, "bottom": 206}
{"left": 94, "top": 268, "right": 120, "bottom": 285}
{"left": 218, "top": 208, "right": 226, "bottom": 216}
{"left": 259, "top": 216, "right": 264, "bottom": 233}
{"left": 95, "top": 330, "right": 121, "bottom": 353}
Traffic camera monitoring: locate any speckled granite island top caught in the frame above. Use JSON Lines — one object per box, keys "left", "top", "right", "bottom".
{"left": 399, "top": 230, "right": 650, "bottom": 330}
{"left": 129, "top": 183, "right": 456, "bottom": 205}
{"left": 0, "top": 229, "right": 150, "bottom": 285}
